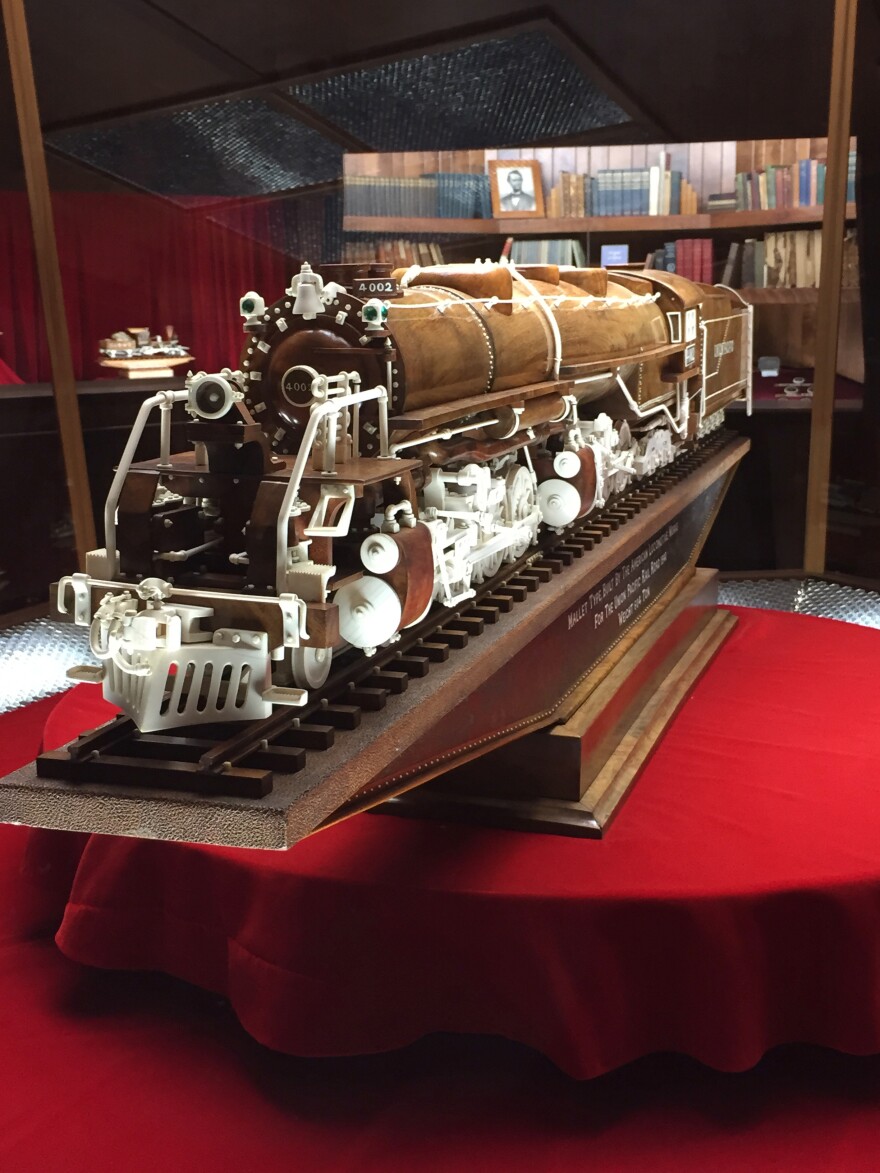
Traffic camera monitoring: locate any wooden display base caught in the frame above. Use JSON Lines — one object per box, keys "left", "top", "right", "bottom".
{"left": 379, "top": 569, "right": 735, "bottom": 837}
{"left": 0, "top": 437, "right": 748, "bottom": 849}
{"left": 99, "top": 356, "right": 192, "bottom": 380}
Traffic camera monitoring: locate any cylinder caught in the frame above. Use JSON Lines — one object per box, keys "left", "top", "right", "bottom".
{"left": 336, "top": 576, "right": 402, "bottom": 650}
{"left": 535, "top": 447, "right": 597, "bottom": 525}
{"left": 360, "top": 533, "right": 400, "bottom": 574}
{"left": 375, "top": 522, "right": 435, "bottom": 628}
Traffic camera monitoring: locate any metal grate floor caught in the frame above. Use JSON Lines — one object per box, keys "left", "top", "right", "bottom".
{"left": 0, "top": 578, "right": 878, "bottom": 715}
{"left": 0, "top": 618, "right": 91, "bottom": 715}
{"left": 718, "top": 577, "right": 880, "bottom": 630}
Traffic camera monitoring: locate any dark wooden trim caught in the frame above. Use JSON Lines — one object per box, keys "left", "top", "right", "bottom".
{"left": 2, "top": 0, "right": 96, "bottom": 566}
{"left": 0, "top": 601, "right": 49, "bottom": 630}
{"left": 265, "top": 91, "right": 372, "bottom": 153}
{"left": 43, "top": 0, "right": 370, "bottom": 152}
{"left": 198, "top": 179, "right": 343, "bottom": 216}
{"left": 537, "top": 13, "right": 670, "bottom": 139}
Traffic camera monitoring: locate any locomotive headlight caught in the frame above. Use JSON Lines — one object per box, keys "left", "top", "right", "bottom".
{"left": 186, "top": 371, "right": 244, "bottom": 420}
{"left": 360, "top": 298, "right": 389, "bottom": 332}
{"left": 239, "top": 291, "right": 265, "bottom": 326}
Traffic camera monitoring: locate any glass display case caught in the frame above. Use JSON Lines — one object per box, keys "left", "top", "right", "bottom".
{"left": 0, "top": 7, "right": 867, "bottom": 615}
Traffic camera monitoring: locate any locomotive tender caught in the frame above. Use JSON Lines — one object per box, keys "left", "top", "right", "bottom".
{"left": 58, "top": 259, "right": 752, "bottom": 732}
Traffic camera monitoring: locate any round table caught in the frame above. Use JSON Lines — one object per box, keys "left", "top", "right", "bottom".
{"left": 31, "top": 605, "right": 880, "bottom": 1078}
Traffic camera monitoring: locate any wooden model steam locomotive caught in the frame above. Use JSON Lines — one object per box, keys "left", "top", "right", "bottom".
{"left": 57, "top": 260, "right": 752, "bottom": 732}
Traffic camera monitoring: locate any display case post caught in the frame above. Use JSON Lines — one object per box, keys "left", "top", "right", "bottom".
{"left": 803, "top": 0, "right": 858, "bottom": 574}
{"left": 2, "top": 0, "right": 96, "bottom": 566}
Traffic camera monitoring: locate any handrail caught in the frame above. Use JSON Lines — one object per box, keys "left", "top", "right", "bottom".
{"left": 104, "top": 389, "right": 189, "bottom": 578}
{"left": 275, "top": 384, "right": 388, "bottom": 592}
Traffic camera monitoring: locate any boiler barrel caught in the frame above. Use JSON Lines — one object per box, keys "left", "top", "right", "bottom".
{"left": 387, "top": 278, "right": 669, "bottom": 411}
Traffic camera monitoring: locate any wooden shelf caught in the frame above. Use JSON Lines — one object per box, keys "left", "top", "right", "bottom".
{"left": 344, "top": 204, "right": 857, "bottom": 237}
{"left": 710, "top": 204, "right": 856, "bottom": 229}
{"left": 345, "top": 217, "right": 501, "bottom": 235}
{"left": 736, "top": 286, "right": 860, "bottom": 304}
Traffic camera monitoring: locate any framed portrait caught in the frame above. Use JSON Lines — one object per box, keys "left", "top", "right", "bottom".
{"left": 489, "top": 159, "right": 545, "bottom": 218}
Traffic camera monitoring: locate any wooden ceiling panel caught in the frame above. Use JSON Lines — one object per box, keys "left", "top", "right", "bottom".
{"left": 24, "top": 0, "right": 254, "bottom": 128}
{"left": 145, "top": 0, "right": 526, "bottom": 79}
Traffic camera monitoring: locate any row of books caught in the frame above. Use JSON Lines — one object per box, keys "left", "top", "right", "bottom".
{"left": 338, "top": 232, "right": 856, "bottom": 292}
{"left": 719, "top": 229, "right": 858, "bottom": 289}
{"left": 508, "top": 238, "right": 588, "bottom": 266}
{"left": 591, "top": 165, "right": 699, "bottom": 217}
{"left": 546, "top": 173, "right": 591, "bottom": 218}
{"left": 719, "top": 231, "right": 822, "bottom": 288}
{"left": 346, "top": 165, "right": 856, "bottom": 223}
{"left": 729, "top": 151, "right": 856, "bottom": 211}
{"left": 344, "top": 174, "right": 492, "bottom": 219}
{"left": 646, "top": 238, "right": 714, "bottom": 282}
{"left": 546, "top": 167, "right": 700, "bottom": 219}
{"left": 342, "top": 238, "right": 447, "bottom": 267}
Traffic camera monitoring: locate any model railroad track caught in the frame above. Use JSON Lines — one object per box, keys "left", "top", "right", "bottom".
{"left": 37, "top": 431, "right": 733, "bottom": 799}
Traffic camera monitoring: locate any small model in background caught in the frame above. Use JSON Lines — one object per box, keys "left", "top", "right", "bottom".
{"left": 99, "top": 324, "right": 192, "bottom": 379}
{"left": 775, "top": 376, "right": 813, "bottom": 399}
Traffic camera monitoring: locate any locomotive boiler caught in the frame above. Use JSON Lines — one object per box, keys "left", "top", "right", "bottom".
{"left": 57, "top": 259, "right": 752, "bottom": 732}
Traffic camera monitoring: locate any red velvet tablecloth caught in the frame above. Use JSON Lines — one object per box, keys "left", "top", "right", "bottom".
{"left": 27, "top": 605, "right": 880, "bottom": 1078}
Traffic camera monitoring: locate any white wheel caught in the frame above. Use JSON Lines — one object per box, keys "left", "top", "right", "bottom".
{"left": 472, "top": 547, "right": 504, "bottom": 583}
{"left": 504, "top": 465, "right": 538, "bottom": 559}
{"left": 291, "top": 645, "right": 333, "bottom": 689}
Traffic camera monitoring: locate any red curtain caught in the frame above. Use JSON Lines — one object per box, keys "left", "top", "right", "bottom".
{"left": 0, "top": 191, "right": 290, "bottom": 383}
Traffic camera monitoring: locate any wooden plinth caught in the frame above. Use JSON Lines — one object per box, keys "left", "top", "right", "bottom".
{"left": 98, "top": 357, "right": 192, "bottom": 379}
{"left": 380, "top": 569, "right": 735, "bottom": 837}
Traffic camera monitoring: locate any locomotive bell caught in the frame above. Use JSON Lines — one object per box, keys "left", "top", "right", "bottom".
{"left": 289, "top": 263, "right": 325, "bottom": 320}
{"left": 291, "top": 279, "right": 323, "bottom": 320}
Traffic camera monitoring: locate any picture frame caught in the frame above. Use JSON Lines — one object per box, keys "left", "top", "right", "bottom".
{"left": 488, "top": 159, "right": 546, "bottom": 218}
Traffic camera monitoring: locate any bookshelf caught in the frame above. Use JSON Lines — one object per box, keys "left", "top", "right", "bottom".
{"left": 342, "top": 138, "right": 858, "bottom": 279}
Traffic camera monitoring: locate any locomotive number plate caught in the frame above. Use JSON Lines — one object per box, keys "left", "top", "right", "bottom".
{"left": 352, "top": 277, "right": 401, "bottom": 298}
